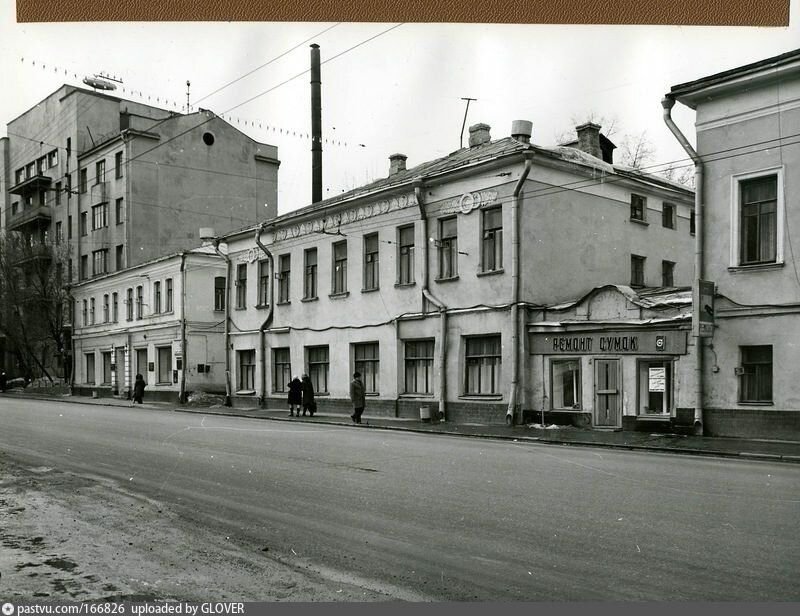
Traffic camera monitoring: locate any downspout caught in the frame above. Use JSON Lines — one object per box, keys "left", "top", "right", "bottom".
{"left": 213, "top": 239, "right": 232, "bottom": 406}
{"left": 66, "top": 284, "right": 76, "bottom": 395}
{"left": 662, "top": 96, "right": 704, "bottom": 435}
{"left": 254, "top": 223, "right": 274, "bottom": 407}
{"left": 179, "top": 253, "right": 187, "bottom": 403}
{"left": 414, "top": 180, "right": 448, "bottom": 421}
{"left": 506, "top": 153, "right": 534, "bottom": 425}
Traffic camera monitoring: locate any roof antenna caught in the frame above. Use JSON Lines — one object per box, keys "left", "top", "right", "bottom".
{"left": 459, "top": 97, "right": 477, "bottom": 149}
{"left": 186, "top": 80, "right": 191, "bottom": 113}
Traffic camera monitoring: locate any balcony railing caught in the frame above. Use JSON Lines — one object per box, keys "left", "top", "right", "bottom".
{"left": 9, "top": 174, "right": 52, "bottom": 196}
{"left": 6, "top": 205, "right": 53, "bottom": 232}
{"left": 12, "top": 243, "right": 53, "bottom": 266}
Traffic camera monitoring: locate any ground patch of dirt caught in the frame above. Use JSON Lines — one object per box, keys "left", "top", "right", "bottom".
{"left": 0, "top": 457, "right": 388, "bottom": 601}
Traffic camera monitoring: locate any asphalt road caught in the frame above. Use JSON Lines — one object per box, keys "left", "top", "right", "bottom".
{"left": 1, "top": 396, "right": 799, "bottom": 600}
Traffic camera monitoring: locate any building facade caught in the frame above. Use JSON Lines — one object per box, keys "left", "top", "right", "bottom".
{"left": 70, "top": 247, "right": 227, "bottom": 401}
{"left": 218, "top": 120, "right": 695, "bottom": 425}
{"left": 667, "top": 48, "right": 800, "bottom": 439}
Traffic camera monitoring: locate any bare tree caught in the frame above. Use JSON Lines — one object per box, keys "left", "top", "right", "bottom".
{"left": 661, "top": 163, "right": 696, "bottom": 188}
{"left": 618, "top": 130, "right": 657, "bottom": 170}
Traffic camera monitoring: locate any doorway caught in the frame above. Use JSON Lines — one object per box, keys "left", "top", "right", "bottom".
{"left": 594, "top": 359, "right": 621, "bottom": 428}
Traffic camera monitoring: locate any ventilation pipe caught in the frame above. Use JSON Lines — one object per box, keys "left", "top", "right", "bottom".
{"left": 255, "top": 223, "right": 274, "bottom": 406}
{"left": 310, "top": 44, "right": 323, "bottom": 204}
{"left": 662, "top": 96, "right": 704, "bottom": 435}
{"left": 212, "top": 238, "right": 232, "bottom": 406}
{"left": 414, "top": 179, "right": 448, "bottom": 421}
{"left": 506, "top": 152, "right": 535, "bottom": 425}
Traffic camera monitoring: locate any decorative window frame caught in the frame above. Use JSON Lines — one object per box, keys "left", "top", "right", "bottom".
{"left": 729, "top": 166, "right": 785, "bottom": 268}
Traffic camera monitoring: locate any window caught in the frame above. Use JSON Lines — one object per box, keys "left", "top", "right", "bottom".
{"left": 66, "top": 172, "right": 72, "bottom": 197}
{"left": 95, "top": 160, "right": 106, "bottom": 184}
{"left": 214, "top": 276, "right": 226, "bottom": 311}
{"left": 80, "top": 212, "right": 88, "bottom": 236}
{"left": 25, "top": 162, "right": 35, "bottom": 179}
{"left": 739, "top": 175, "right": 778, "bottom": 265}
{"left": 363, "top": 234, "right": 379, "bottom": 291}
{"left": 103, "top": 294, "right": 109, "bottom": 323}
{"left": 631, "top": 254, "right": 645, "bottom": 287}
{"left": 552, "top": 360, "right": 581, "bottom": 409}
{"left": 79, "top": 168, "right": 88, "bottom": 193}
{"left": 157, "top": 346, "right": 172, "bottom": 384}
{"left": 55, "top": 222, "right": 63, "bottom": 244}
{"left": 273, "top": 348, "right": 291, "bottom": 393}
{"left": 690, "top": 211, "right": 696, "bottom": 235}
{"left": 115, "top": 152, "right": 123, "bottom": 179}
{"left": 277, "top": 255, "right": 291, "bottom": 303}
{"left": 236, "top": 263, "right": 247, "bottom": 309}
{"left": 37, "top": 157, "right": 46, "bottom": 175}
{"left": 68, "top": 259, "right": 73, "bottom": 282}
{"left": 404, "top": 340, "right": 434, "bottom": 394}
{"left": 48, "top": 149, "right": 58, "bottom": 168}
{"left": 304, "top": 248, "right": 317, "bottom": 299}
{"left": 464, "top": 336, "right": 502, "bottom": 395}
{"left": 112, "top": 292, "right": 118, "bottom": 322}
{"left": 662, "top": 260, "right": 675, "bottom": 287}
{"left": 662, "top": 203, "right": 675, "bottom": 229}
{"left": 102, "top": 352, "right": 112, "bottom": 385}
{"left": 165, "top": 278, "right": 173, "bottom": 312}
{"left": 116, "top": 245, "right": 124, "bottom": 271}
{"left": 481, "top": 207, "right": 503, "bottom": 272}
{"left": 11, "top": 202, "right": 18, "bottom": 216}
{"left": 85, "top": 353, "right": 96, "bottom": 384}
{"left": 630, "top": 194, "right": 646, "bottom": 222}
{"left": 398, "top": 225, "right": 415, "bottom": 284}
{"left": 354, "top": 342, "right": 379, "bottom": 394}
{"left": 39, "top": 189, "right": 48, "bottom": 207}
{"left": 116, "top": 198, "right": 123, "bottom": 225}
{"left": 740, "top": 346, "right": 772, "bottom": 403}
{"left": 15, "top": 168, "right": 24, "bottom": 184}
{"left": 258, "top": 260, "right": 270, "bottom": 306}
{"left": 92, "top": 203, "right": 108, "bottom": 230}
{"left": 332, "top": 241, "right": 347, "bottom": 294}
{"left": 55, "top": 182, "right": 62, "bottom": 205}
{"left": 307, "top": 346, "right": 329, "bottom": 394}
{"left": 126, "top": 288, "right": 134, "bottom": 321}
{"left": 238, "top": 350, "right": 256, "bottom": 391}
{"left": 135, "top": 286, "right": 143, "bottom": 320}
{"left": 153, "top": 281, "right": 162, "bottom": 314}
{"left": 89, "top": 298, "right": 96, "bottom": 325}
{"left": 80, "top": 255, "right": 88, "bottom": 280}
{"left": 68, "top": 215, "right": 73, "bottom": 239}
{"left": 92, "top": 249, "right": 107, "bottom": 276}
{"left": 82, "top": 299, "right": 88, "bottom": 326}
{"left": 638, "top": 360, "right": 672, "bottom": 416}
{"left": 438, "top": 217, "right": 458, "bottom": 279}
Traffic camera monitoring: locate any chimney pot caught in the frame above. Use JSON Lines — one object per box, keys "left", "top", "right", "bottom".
{"left": 468, "top": 123, "right": 491, "bottom": 147}
{"left": 389, "top": 153, "right": 407, "bottom": 176}
{"left": 575, "top": 122, "right": 602, "bottom": 159}
{"left": 511, "top": 120, "right": 532, "bottom": 144}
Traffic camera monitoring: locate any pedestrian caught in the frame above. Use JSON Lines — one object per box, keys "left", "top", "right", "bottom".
{"left": 287, "top": 375, "right": 302, "bottom": 416}
{"left": 0, "top": 371, "right": 7, "bottom": 393}
{"left": 301, "top": 374, "right": 315, "bottom": 416}
{"left": 349, "top": 371, "right": 365, "bottom": 424}
{"left": 131, "top": 374, "right": 146, "bottom": 405}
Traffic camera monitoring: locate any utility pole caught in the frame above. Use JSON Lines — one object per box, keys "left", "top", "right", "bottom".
{"left": 186, "top": 81, "right": 191, "bottom": 113}
{"left": 460, "top": 97, "right": 477, "bottom": 149}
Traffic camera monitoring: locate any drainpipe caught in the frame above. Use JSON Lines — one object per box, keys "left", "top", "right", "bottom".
{"left": 254, "top": 223, "right": 274, "bottom": 407}
{"left": 506, "top": 153, "right": 534, "bottom": 426}
{"left": 662, "top": 96, "right": 704, "bottom": 435}
{"left": 213, "top": 239, "right": 232, "bottom": 406}
{"left": 179, "top": 253, "right": 187, "bottom": 403}
{"left": 414, "top": 179, "right": 448, "bottom": 421}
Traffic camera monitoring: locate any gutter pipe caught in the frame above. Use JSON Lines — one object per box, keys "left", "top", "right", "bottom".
{"left": 414, "top": 180, "right": 448, "bottom": 421}
{"left": 179, "top": 253, "right": 187, "bottom": 403}
{"left": 506, "top": 153, "right": 534, "bottom": 425}
{"left": 213, "top": 239, "right": 232, "bottom": 406}
{"left": 254, "top": 223, "right": 275, "bottom": 407}
{"left": 662, "top": 96, "right": 704, "bottom": 435}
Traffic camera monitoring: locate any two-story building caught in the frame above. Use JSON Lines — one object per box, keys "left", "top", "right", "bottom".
{"left": 217, "top": 120, "right": 695, "bottom": 426}
{"left": 70, "top": 245, "right": 227, "bottom": 401}
{"left": 666, "top": 48, "right": 800, "bottom": 439}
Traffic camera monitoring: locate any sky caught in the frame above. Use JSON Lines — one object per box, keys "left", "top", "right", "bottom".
{"left": 1, "top": 1, "right": 799, "bottom": 215}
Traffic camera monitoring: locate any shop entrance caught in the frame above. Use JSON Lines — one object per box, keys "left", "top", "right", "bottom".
{"left": 594, "top": 359, "right": 621, "bottom": 427}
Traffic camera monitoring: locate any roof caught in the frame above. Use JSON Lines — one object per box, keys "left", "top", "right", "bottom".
{"left": 545, "top": 284, "right": 692, "bottom": 312}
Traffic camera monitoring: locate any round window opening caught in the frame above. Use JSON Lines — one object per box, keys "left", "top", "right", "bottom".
{"left": 202, "top": 132, "right": 215, "bottom": 146}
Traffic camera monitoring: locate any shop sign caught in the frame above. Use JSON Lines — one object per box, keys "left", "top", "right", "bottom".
{"left": 439, "top": 190, "right": 498, "bottom": 216}
{"left": 693, "top": 279, "right": 715, "bottom": 338}
{"left": 530, "top": 330, "right": 687, "bottom": 355}
{"left": 648, "top": 367, "right": 666, "bottom": 392}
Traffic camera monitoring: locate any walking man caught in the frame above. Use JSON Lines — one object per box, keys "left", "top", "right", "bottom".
{"left": 349, "top": 371, "right": 365, "bottom": 424}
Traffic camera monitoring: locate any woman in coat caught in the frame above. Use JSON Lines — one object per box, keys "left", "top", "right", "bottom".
{"left": 131, "top": 374, "right": 146, "bottom": 405}
{"left": 287, "top": 376, "right": 303, "bottom": 416}
{"left": 301, "top": 374, "right": 315, "bottom": 416}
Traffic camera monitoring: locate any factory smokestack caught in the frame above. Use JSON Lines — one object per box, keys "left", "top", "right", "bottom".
{"left": 310, "top": 44, "right": 322, "bottom": 204}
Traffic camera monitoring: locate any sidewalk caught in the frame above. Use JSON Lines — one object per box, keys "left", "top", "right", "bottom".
{"left": 4, "top": 389, "right": 800, "bottom": 463}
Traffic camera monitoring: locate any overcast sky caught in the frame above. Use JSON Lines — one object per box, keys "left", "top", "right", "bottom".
{"left": 2, "top": 2, "right": 799, "bottom": 214}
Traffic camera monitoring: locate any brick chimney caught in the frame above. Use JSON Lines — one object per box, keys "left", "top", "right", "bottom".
{"left": 575, "top": 122, "right": 602, "bottom": 159}
{"left": 468, "top": 123, "right": 491, "bottom": 147}
{"left": 389, "top": 153, "right": 407, "bottom": 176}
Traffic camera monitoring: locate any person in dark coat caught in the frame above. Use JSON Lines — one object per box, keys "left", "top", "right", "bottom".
{"left": 287, "top": 375, "right": 302, "bottom": 416}
{"left": 349, "top": 371, "right": 365, "bottom": 424}
{"left": 0, "top": 371, "right": 7, "bottom": 393}
{"left": 301, "top": 374, "right": 315, "bottom": 416}
{"left": 131, "top": 374, "right": 146, "bottom": 405}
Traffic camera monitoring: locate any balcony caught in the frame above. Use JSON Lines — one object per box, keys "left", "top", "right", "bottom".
{"left": 9, "top": 174, "right": 52, "bottom": 196}
{"left": 90, "top": 181, "right": 108, "bottom": 206}
{"left": 12, "top": 243, "right": 53, "bottom": 267}
{"left": 6, "top": 205, "right": 53, "bottom": 232}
